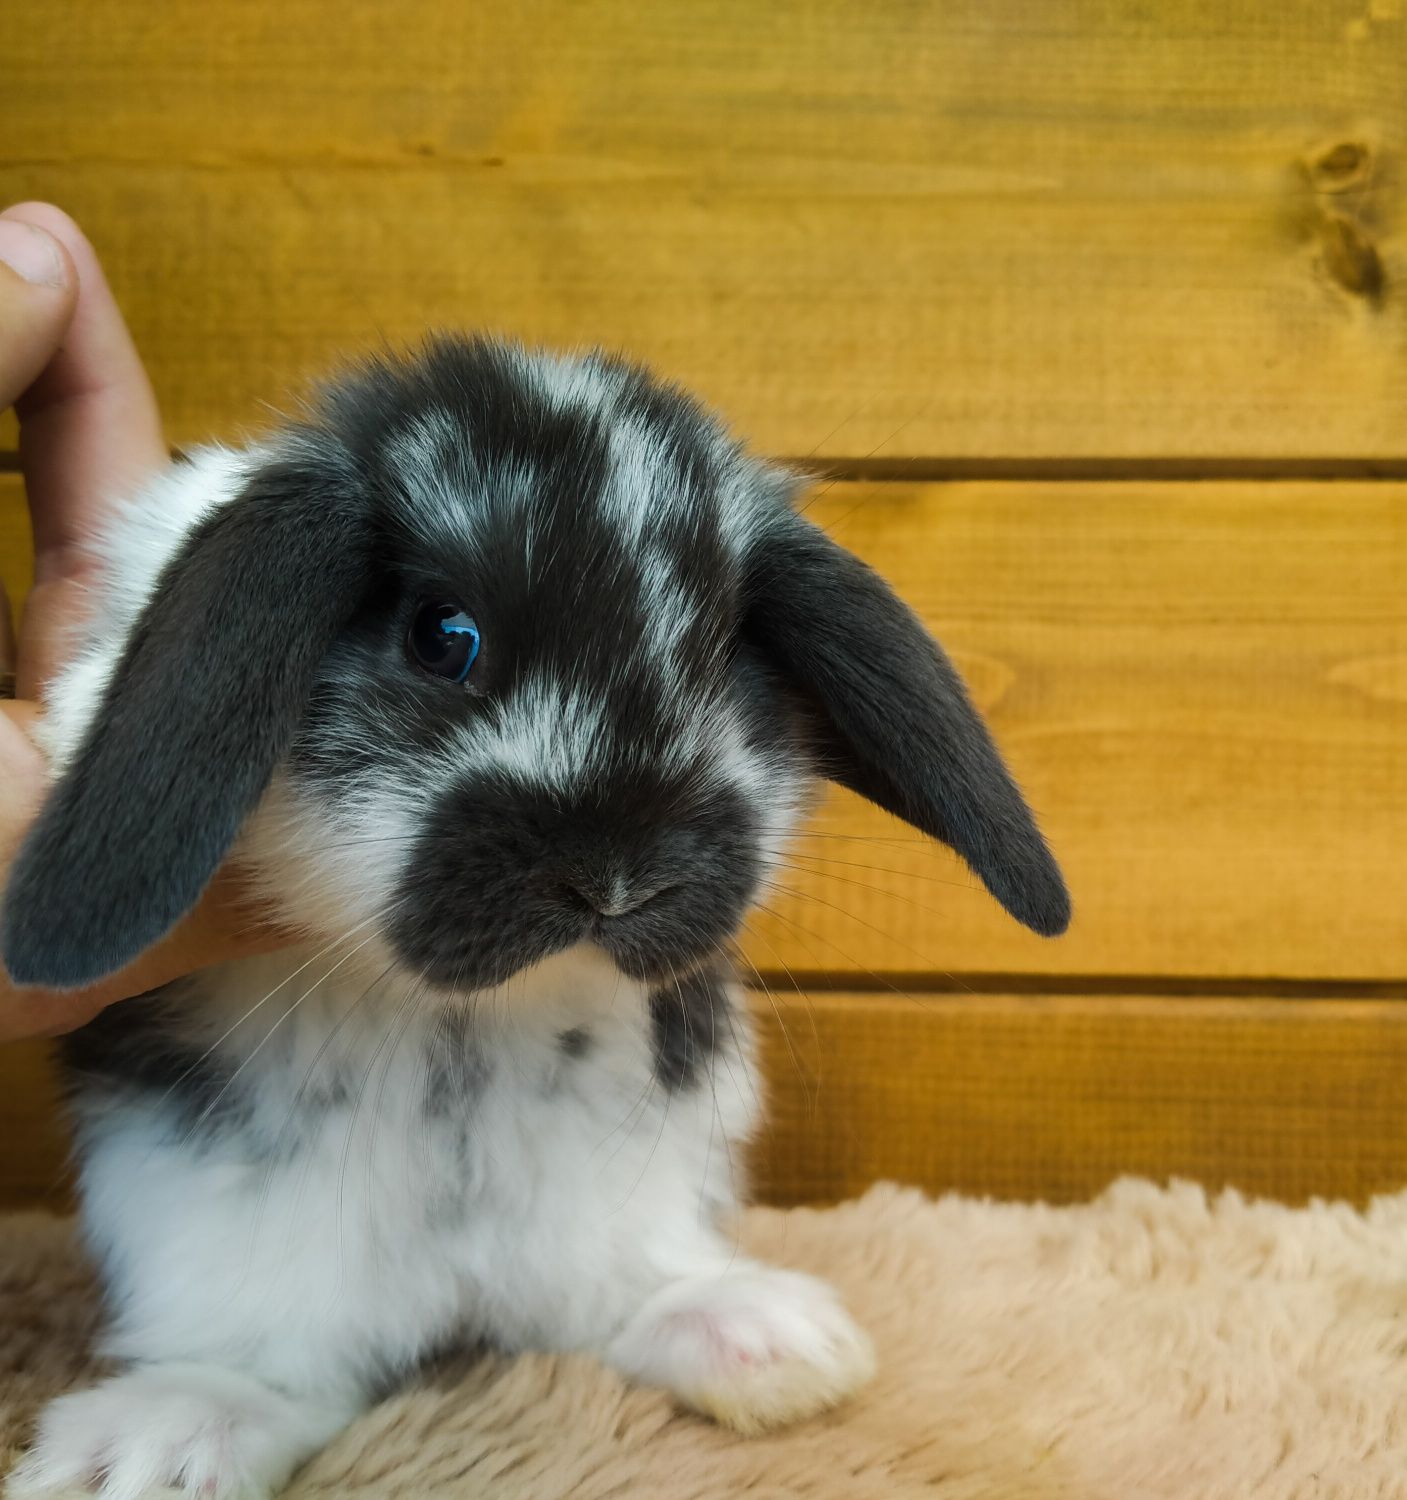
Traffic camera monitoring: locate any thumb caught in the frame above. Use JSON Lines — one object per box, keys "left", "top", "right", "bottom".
{"left": 0, "top": 214, "right": 78, "bottom": 409}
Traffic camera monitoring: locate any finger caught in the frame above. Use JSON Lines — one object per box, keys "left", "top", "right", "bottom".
{"left": 0, "top": 217, "right": 78, "bottom": 409}
{"left": 4, "top": 205, "right": 166, "bottom": 696}
{"left": 5, "top": 203, "right": 165, "bottom": 579}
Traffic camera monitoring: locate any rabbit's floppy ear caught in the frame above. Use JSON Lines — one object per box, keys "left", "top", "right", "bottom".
{"left": 745, "top": 509, "right": 1070, "bottom": 937}
{"left": 1, "top": 449, "right": 374, "bottom": 988}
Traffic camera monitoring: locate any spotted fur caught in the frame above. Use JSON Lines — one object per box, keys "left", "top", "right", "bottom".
{"left": 1, "top": 335, "right": 1067, "bottom": 1499}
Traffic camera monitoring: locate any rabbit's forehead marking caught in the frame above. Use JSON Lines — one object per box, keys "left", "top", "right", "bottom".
{"left": 434, "top": 671, "right": 765, "bottom": 794}
{"left": 383, "top": 344, "right": 760, "bottom": 563}
{"left": 443, "top": 674, "right": 616, "bottom": 789}
{"left": 381, "top": 376, "right": 753, "bottom": 710}
{"left": 317, "top": 338, "right": 790, "bottom": 802}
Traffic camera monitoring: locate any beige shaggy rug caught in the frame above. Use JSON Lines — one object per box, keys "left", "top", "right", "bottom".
{"left": 4, "top": 1179, "right": 1407, "bottom": 1499}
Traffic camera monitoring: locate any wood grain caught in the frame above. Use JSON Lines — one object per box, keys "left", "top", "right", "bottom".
{"left": 749, "top": 478, "right": 1407, "bottom": 981}
{"left": 4, "top": 474, "right": 1406, "bottom": 980}
{"left": 0, "top": 1042, "right": 69, "bottom": 1210}
{"left": 750, "top": 990, "right": 1407, "bottom": 1207}
{"left": 1, "top": 0, "right": 1405, "bottom": 458}
{"left": 5, "top": 991, "right": 1407, "bottom": 1211}
{"left": 0, "top": 490, "right": 29, "bottom": 606}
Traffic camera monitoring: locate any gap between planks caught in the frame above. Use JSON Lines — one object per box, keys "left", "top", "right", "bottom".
{"left": 14, "top": 452, "right": 1407, "bottom": 481}
{"left": 750, "top": 972, "right": 1407, "bottom": 1001}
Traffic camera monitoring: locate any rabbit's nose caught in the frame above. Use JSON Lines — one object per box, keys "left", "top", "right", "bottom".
{"left": 565, "top": 872, "right": 672, "bottom": 919}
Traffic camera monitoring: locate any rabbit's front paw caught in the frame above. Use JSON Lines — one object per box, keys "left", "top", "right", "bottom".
{"left": 8, "top": 1363, "right": 348, "bottom": 1500}
{"left": 608, "top": 1264, "right": 874, "bottom": 1434}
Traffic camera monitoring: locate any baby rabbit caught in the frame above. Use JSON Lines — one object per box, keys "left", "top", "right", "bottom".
{"left": 2, "top": 337, "right": 1068, "bottom": 1499}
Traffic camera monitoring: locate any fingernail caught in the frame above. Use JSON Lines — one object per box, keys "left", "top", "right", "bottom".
{"left": 0, "top": 219, "right": 65, "bottom": 287}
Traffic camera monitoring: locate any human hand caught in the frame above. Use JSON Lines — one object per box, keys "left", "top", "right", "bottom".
{"left": 0, "top": 203, "right": 285, "bottom": 1040}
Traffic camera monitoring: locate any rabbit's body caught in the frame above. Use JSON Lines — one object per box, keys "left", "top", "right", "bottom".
{"left": 46, "top": 942, "right": 834, "bottom": 1482}
{"left": 4, "top": 338, "right": 1068, "bottom": 1498}
{"left": 65, "top": 949, "right": 753, "bottom": 1395}
{"left": 41, "top": 946, "right": 828, "bottom": 1496}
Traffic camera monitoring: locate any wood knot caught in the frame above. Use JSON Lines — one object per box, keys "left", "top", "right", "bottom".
{"left": 1319, "top": 213, "right": 1386, "bottom": 303}
{"left": 1308, "top": 141, "right": 1373, "bottom": 193}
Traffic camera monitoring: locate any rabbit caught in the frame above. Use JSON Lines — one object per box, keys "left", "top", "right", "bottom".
{"left": 1, "top": 335, "right": 1069, "bottom": 1500}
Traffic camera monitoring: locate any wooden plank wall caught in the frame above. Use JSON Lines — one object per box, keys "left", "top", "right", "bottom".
{"left": 1, "top": 1, "right": 1405, "bottom": 1209}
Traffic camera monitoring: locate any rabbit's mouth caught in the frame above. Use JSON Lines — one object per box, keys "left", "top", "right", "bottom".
{"left": 584, "top": 883, "right": 745, "bottom": 986}
{"left": 388, "top": 873, "right": 753, "bottom": 995}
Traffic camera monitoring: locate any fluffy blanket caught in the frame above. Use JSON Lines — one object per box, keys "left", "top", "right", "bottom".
{"left": 4, "top": 1179, "right": 1407, "bottom": 1498}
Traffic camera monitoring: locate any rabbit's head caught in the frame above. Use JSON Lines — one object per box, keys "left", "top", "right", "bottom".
{"left": 2, "top": 337, "right": 1068, "bottom": 992}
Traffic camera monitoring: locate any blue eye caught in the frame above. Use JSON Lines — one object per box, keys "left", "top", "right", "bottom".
{"left": 408, "top": 598, "right": 481, "bottom": 684}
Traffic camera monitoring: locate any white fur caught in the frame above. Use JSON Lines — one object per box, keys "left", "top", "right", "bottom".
{"left": 608, "top": 1265, "right": 877, "bottom": 1435}
{"left": 78, "top": 946, "right": 753, "bottom": 1389}
{"left": 521, "top": 345, "right": 630, "bottom": 424}
{"left": 445, "top": 673, "right": 615, "bottom": 790}
{"left": 603, "top": 416, "right": 687, "bottom": 546}
{"left": 10, "top": 1365, "right": 351, "bottom": 1500}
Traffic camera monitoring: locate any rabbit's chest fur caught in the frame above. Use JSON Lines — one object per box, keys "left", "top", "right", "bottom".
{"left": 64, "top": 944, "right": 754, "bottom": 1400}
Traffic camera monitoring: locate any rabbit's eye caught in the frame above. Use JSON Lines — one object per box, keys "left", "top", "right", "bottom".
{"left": 407, "top": 598, "right": 481, "bottom": 684}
